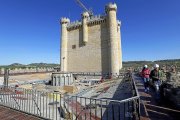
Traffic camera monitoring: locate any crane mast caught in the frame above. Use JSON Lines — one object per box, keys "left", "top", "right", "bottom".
{"left": 75, "top": 0, "right": 93, "bottom": 17}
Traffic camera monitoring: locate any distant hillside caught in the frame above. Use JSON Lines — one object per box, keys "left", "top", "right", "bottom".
{"left": 0, "top": 63, "right": 60, "bottom": 69}
{"left": 28, "top": 63, "right": 59, "bottom": 67}
{"left": 123, "top": 59, "right": 180, "bottom": 69}
{"left": 10, "top": 63, "right": 24, "bottom": 66}
{"left": 1, "top": 59, "right": 179, "bottom": 70}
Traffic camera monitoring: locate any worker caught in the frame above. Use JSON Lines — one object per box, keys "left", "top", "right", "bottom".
{"left": 141, "top": 65, "right": 150, "bottom": 92}
{"left": 150, "top": 64, "right": 163, "bottom": 99}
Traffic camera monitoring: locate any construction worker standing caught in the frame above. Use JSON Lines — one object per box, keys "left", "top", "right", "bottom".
{"left": 150, "top": 64, "right": 163, "bottom": 99}
{"left": 141, "top": 65, "right": 150, "bottom": 92}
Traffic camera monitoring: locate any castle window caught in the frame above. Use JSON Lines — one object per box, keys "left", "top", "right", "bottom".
{"left": 72, "top": 45, "right": 76, "bottom": 49}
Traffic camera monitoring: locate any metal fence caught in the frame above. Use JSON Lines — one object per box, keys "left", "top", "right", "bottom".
{"left": 71, "top": 72, "right": 125, "bottom": 78}
{"left": 0, "top": 73, "right": 140, "bottom": 120}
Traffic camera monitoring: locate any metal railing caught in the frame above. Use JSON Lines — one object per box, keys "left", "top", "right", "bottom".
{"left": 0, "top": 73, "right": 140, "bottom": 120}
{"left": 130, "top": 73, "right": 140, "bottom": 118}
{"left": 71, "top": 72, "right": 125, "bottom": 78}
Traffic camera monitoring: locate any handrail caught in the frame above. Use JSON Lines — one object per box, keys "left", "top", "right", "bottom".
{"left": 66, "top": 95, "right": 139, "bottom": 103}
{"left": 131, "top": 73, "right": 140, "bottom": 97}
{"left": 131, "top": 72, "right": 141, "bottom": 118}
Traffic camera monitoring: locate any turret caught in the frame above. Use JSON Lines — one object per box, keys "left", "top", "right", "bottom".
{"left": 60, "top": 17, "right": 70, "bottom": 72}
{"left": 81, "top": 12, "right": 89, "bottom": 44}
{"left": 105, "top": 3, "right": 120, "bottom": 76}
{"left": 117, "top": 20, "right": 122, "bottom": 69}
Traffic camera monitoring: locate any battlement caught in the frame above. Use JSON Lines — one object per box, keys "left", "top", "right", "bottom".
{"left": 66, "top": 3, "right": 118, "bottom": 31}
{"left": 117, "top": 20, "right": 121, "bottom": 26}
{"left": 60, "top": 17, "right": 70, "bottom": 24}
{"left": 81, "top": 11, "right": 89, "bottom": 18}
{"left": 67, "top": 15, "right": 106, "bottom": 30}
{"left": 87, "top": 15, "right": 106, "bottom": 25}
{"left": 105, "top": 3, "right": 117, "bottom": 13}
{"left": 67, "top": 20, "right": 82, "bottom": 30}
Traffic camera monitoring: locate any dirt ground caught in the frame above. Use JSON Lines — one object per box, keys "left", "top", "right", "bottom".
{"left": 0, "top": 73, "right": 52, "bottom": 85}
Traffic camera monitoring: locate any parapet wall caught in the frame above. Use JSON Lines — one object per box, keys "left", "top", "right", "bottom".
{"left": 67, "top": 15, "right": 106, "bottom": 31}
{"left": 0, "top": 67, "right": 54, "bottom": 75}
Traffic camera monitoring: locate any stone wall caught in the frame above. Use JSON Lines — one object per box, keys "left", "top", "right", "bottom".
{"left": 67, "top": 22, "right": 109, "bottom": 73}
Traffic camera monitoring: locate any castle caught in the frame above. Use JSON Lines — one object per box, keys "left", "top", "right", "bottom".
{"left": 60, "top": 3, "right": 122, "bottom": 75}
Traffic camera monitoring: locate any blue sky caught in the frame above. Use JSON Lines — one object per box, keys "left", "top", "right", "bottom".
{"left": 0, "top": 0, "right": 179, "bottom": 65}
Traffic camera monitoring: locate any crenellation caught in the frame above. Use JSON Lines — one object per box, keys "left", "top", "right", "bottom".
{"left": 87, "top": 15, "right": 106, "bottom": 25}
{"left": 117, "top": 20, "right": 121, "bottom": 26}
{"left": 105, "top": 3, "right": 117, "bottom": 13}
{"left": 81, "top": 11, "right": 89, "bottom": 18}
{"left": 66, "top": 15, "right": 106, "bottom": 30}
{"left": 60, "top": 17, "right": 70, "bottom": 24}
{"left": 67, "top": 21, "right": 82, "bottom": 30}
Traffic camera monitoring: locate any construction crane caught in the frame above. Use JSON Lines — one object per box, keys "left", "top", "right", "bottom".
{"left": 75, "top": 0, "right": 93, "bottom": 17}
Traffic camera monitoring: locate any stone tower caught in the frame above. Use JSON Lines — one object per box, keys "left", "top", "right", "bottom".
{"left": 60, "top": 3, "right": 122, "bottom": 75}
{"left": 60, "top": 18, "right": 70, "bottom": 72}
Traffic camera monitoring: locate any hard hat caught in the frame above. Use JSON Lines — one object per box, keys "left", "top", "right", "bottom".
{"left": 144, "top": 65, "right": 148, "bottom": 68}
{"left": 154, "top": 64, "right": 159, "bottom": 68}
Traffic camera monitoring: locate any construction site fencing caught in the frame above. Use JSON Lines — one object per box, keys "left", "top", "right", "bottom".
{"left": 0, "top": 73, "right": 140, "bottom": 120}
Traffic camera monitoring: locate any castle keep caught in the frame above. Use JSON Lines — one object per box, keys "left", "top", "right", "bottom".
{"left": 60, "top": 3, "right": 122, "bottom": 75}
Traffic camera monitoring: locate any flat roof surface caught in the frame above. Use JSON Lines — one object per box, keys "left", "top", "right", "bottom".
{"left": 0, "top": 105, "right": 42, "bottom": 120}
